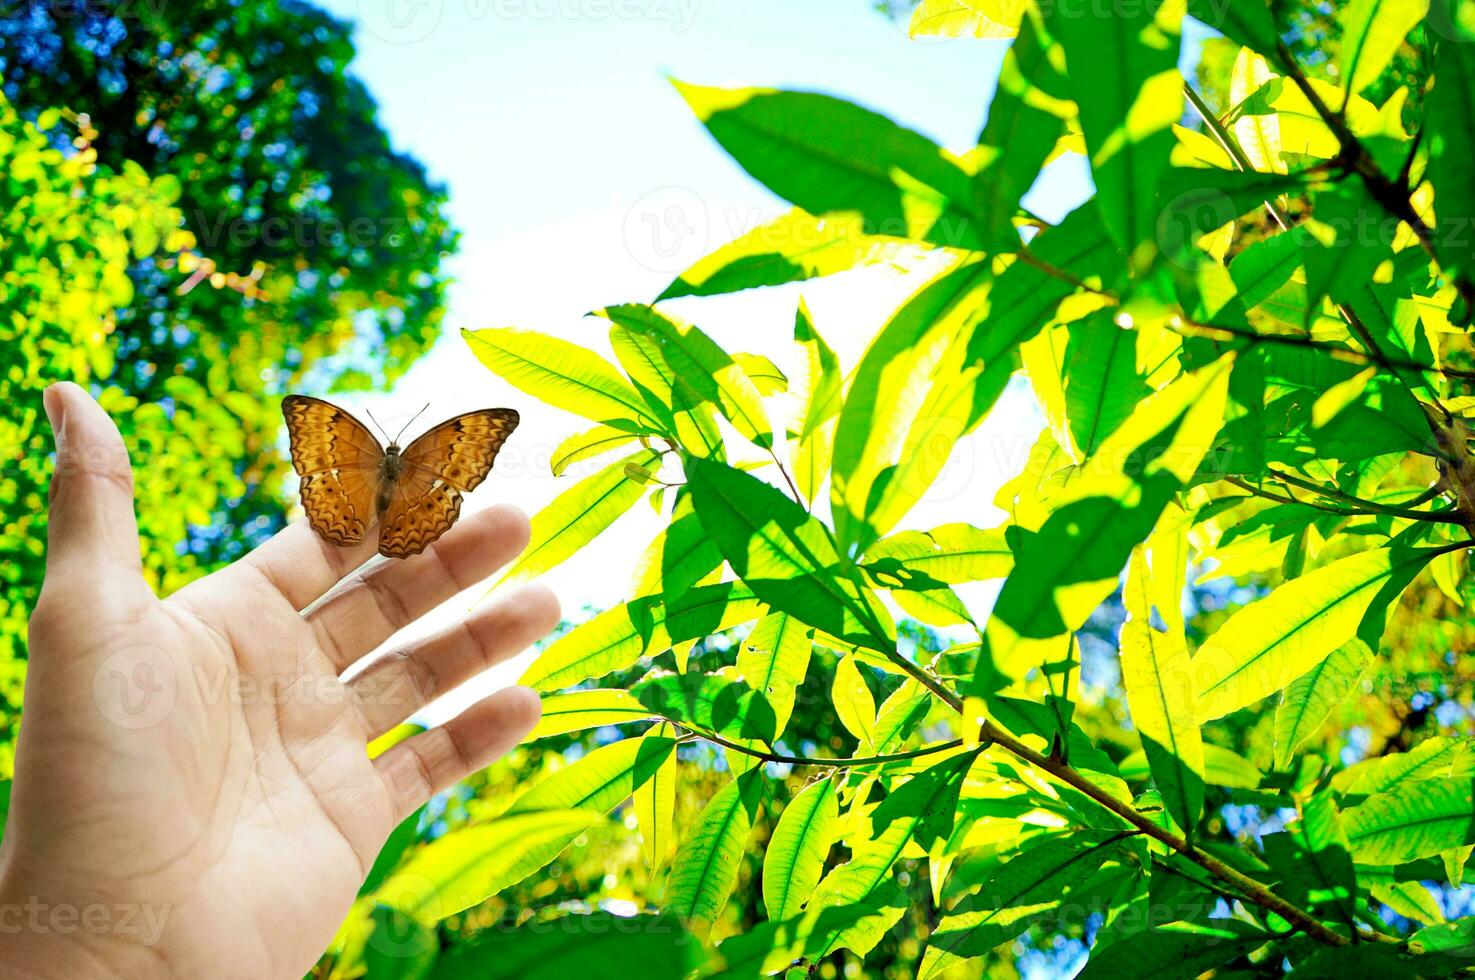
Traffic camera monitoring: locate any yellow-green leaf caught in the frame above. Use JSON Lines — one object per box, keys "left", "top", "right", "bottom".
{"left": 1339, "top": 0, "right": 1428, "bottom": 95}
{"left": 1273, "top": 640, "right": 1373, "bottom": 769}
{"left": 1120, "top": 549, "right": 1205, "bottom": 836}
{"left": 525, "top": 689, "right": 655, "bottom": 741}
{"left": 1194, "top": 545, "right": 1438, "bottom": 723}
{"left": 667, "top": 772, "right": 760, "bottom": 937}
{"left": 763, "top": 776, "right": 839, "bottom": 921}
{"left": 1344, "top": 779, "right": 1475, "bottom": 864}
{"left": 634, "top": 725, "right": 679, "bottom": 874}
{"left": 832, "top": 654, "right": 878, "bottom": 750}
{"left": 497, "top": 449, "right": 660, "bottom": 588}
{"left": 549, "top": 424, "right": 640, "bottom": 476}
{"left": 908, "top": 0, "right": 1023, "bottom": 38}
{"left": 463, "top": 326, "right": 652, "bottom": 427}
{"left": 597, "top": 303, "right": 772, "bottom": 449}
{"left": 521, "top": 583, "right": 764, "bottom": 691}
{"left": 737, "top": 612, "right": 813, "bottom": 741}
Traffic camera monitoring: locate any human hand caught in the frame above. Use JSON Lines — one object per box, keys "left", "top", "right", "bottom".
{"left": 0, "top": 383, "right": 559, "bottom": 979}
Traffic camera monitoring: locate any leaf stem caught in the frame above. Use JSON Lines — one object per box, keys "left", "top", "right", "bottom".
{"left": 679, "top": 725, "right": 964, "bottom": 768}
{"left": 1270, "top": 41, "right": 1475, "bottom": 319}
{"left": 973, "top": 715, "right": 1355, "bottom": 947}
{"left": 1265, "top": 467, "right": 1464, "bottom": 523}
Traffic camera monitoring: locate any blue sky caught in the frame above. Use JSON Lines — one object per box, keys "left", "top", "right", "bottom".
{"left": 309, "top": 0, "right": 1095, "bottom": 706}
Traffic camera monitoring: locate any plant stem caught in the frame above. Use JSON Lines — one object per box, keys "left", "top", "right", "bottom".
{"left": 681, "top": 725, "right": 965, "bottom": 768}
{"left": 1270, "top": 41, "right": 1475, "bottom": 320}
{"left": 880, "top": 633, "right": 1366, "bottom": 946}
{"left": 1225, "top": 476, "right": 1367, "bottom": 517}
{"left": 1168, "top": 315, "right": 1475, "bottom": 383}
{"left": 1266, "top": 467, "right": 1464, "bottom": 523}
{"left": 973, "top": 715, "right": 1354, "bottom": 947}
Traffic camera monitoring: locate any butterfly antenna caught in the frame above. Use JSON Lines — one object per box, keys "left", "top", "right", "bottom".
{"left": 364, "top": 408, "right": 392, "bottom": 444}
{"left": 394, "top": 403, "right": 431, "bottom": 444}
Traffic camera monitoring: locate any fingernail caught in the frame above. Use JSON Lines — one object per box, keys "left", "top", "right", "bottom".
{"left": 42, "top": 384, "right": 65, "bottom": 448}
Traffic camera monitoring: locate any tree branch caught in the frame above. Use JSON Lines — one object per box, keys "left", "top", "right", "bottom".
{"left": 680, "top": 725, "right": 965, "bottom": 768}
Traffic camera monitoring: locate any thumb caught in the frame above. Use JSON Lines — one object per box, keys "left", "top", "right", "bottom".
{"left": 43, "top": 382, "right": 143, "bottom": 573}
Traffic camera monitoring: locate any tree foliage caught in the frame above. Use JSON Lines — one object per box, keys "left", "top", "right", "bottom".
{"left": 326, "top": 1, "right": 1475, "bottom": 976}
{"left": 0, "top": 0, "right": 455, "bottom": 758}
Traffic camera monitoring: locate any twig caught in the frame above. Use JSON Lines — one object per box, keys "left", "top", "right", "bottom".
{"left": 1266, "top": 466, "right": 1464, "bottom": 523}
{"left": 680, "top": 725, "right": 965, "bottom": 768}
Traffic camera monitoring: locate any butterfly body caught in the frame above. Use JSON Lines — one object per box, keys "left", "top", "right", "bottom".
{"left": 377, "top": 445, "right": 405, "bottom": 516}
{"left": 282, "top": 395, "right": 518, "bottom": 558}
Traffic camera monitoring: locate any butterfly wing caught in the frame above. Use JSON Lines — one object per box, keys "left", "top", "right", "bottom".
{"left": 378, "top": 409, "right": 519, "bottom": 558}
{"left": 282, "top": 395, "right": 384, "bottom": 547}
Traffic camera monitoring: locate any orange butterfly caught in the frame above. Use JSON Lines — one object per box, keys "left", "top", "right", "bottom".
{"left": 282, "top": 395, "right": 519, "bottom": 558}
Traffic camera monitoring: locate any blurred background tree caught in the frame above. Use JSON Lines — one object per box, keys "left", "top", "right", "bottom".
{"left": 0, "top": 0, "right": 456, "bottom": 764}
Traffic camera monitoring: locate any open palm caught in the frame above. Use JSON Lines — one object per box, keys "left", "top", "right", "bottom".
{"left": 0, "top": 383, "right": 559, "bottom": 979}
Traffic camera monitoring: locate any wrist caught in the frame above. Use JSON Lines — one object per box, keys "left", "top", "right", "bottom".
{"left": 0, "top": 876, "right": 172, "bottom": 980}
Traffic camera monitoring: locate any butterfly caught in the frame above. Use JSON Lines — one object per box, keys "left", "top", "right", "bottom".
{"left": 282, "top": 395, "right": 519, "bottom": 558}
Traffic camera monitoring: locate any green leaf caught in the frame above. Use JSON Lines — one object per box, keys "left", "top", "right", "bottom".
{"left": 1262, "top": 792, "right": 1358, "bottom": 928}
{"left": 977, "top": 356, "right": 1233, "bottom": 690}
{"left": 832, "top": 654, "right": 878, "bottom": 750}
{"left": 385, "top": 736, "right": 673, "bottom": 918}
{"left": 634, "top": 726, "right": 679, "bottom": 874}
{"left": 704, "top": 907, "right": 875, "bottom": 979}
{"left": 1195, "top": 544, "right": 1442, "bottom": 722}
{"left": 1344, "top": 779, "right": 1475, "bottom": 864}
{"left": 908, "top": 0, "right": 1023, "bottom": 38}
{"left": 1042, "top": 0, "right": 1180, "bottom": 267}
{"left": 378, "top": 810, "right": 598, "bottom": 921}
{"left": 633, "top": 670, "right": 778, "bottom": 744}
{"left": 608, "top": 320, "right": 723, "bottom": 459}
{"left": 631, "top": 502, "right": 725, "bottom": 600}
{"left": 659, "top": 208, "right": 925, "bottom": 300}
{"left": 1064, "top": 310, "right": 1150, "bottom": 456}
{"left": 1273, "top": 640, "right": 1373, "bottom": 769}
{"left": 521, "top": 582, "right": 765, "bottom": 691}
{"left": 873, "top": 680, "right": 933, "bottom": 753}
{"left": 507, "top": 734, "right": 676, "bottom": 816}
{"left": 919, "top": 832, "right": 1130, "bottom": 977}
{"left": 1339, "top": 0, "right": 1428, "bottom": 95}
{"left": 762, "top": 776, "right": 839, "bottom": 921}
{"left": 1332, "top": 736, "right": 1475, "bottom": 795}
{"left": 427, "top": 912, "right": 697, "bottom": 980}
{"left": 359, "top": 807, "right": 424, "bottom": 898}
{"left": 1075, "top": 920, "right": 1268, "bottom": 979}
{"left": 791, "top": 299, "right": 842, "bottom": 504}
{"left": 673, "top": 81, "right": 983, "bottom": 248}
{"left": 863, "top": 523, "right": 1012, "bottom": 584}
{"left": 1186, "top": 0, "right": 1280, "bottom": 58}
{"left": 1120, "top": 742, "right": 1262, "bottom": 790}
{"left": 463, "top": 326, "right": 653, "bottom": 427}
{"left": 550, "top": 425, "right": 641, "bottom": 476}
{"left": 1121, "top": 549, "right": 1205, "bottom": 836}
{"left": 526, "top": 689, "right": 656, "bottom": 741}
{"left": 807, "top": 753, "right": 975, "bottom": 957}
{"left": 597, "top": 304, "right": 771, "bottom": 449}
{"left": 737, "top": 612, "right": 813, "bottom": 740}
{"left": 734, "top": 352, "right": 787, "bottom": 395}
{"left": 667, "top": 771, "right": 762, "bottom": 937}
{"left": 364, "top": 905, "right": 439, "bottom": 980}
{"left": 1426, "top": 0, "right": 1475, "bottom": 288}
{"left": 686, "top": 457, "right": 893, "bottom": 651}
{"left": 968, "top": 15, "right": 1070, "bottom": 248}
{"left": 830, "top": 254, "right": 992, "bottom": 551}
{"left": 497, "top": 449, "right": 661, "bottom": 588}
